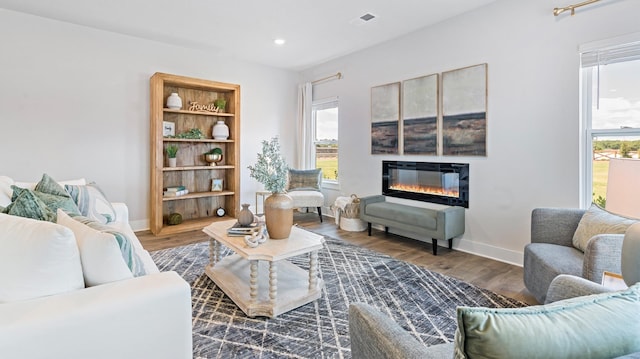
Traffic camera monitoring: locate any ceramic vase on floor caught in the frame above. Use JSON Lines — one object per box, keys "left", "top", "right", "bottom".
{"left": 264, "top": 192, "right": 293, "bottom": 239}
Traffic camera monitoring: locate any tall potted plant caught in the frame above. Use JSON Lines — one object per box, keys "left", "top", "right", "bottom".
{"left": 248, "top": 137, "right": 292, "bottom": 239}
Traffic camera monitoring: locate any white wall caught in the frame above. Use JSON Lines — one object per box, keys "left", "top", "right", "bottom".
{"left": 303, "top": 0, "right": 640, "bottom": 265}
{"left": 0, "top": 9, "right": 298, "bottom": 229}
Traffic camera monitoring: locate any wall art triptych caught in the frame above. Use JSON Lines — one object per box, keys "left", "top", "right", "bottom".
{"left": 370, "top": 63, "right": 487, "bottom": 157}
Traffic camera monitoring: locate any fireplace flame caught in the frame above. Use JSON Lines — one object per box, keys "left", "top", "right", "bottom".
{"left": 389, "top": 184, "right": 459, "bottom": 198}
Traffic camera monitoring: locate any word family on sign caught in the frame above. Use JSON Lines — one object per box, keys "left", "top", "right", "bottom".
{"left": 189, "top": 101, "right": 221, "bottom": 113}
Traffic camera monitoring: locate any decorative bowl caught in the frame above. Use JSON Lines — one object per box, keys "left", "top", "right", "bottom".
{"left": 204, "top": 153, "right": 223, "bottom": 166}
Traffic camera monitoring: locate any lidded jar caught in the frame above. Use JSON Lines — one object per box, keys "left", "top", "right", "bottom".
{"left": 166, "top": 93, "right": 182, "bottom": 109}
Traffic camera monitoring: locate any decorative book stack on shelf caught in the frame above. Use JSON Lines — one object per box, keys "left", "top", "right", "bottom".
{"left": 163, "top": 186, "right": 188, "bottom": 198}
{"left": 150, "top": 72, "right": 241, "bottom": 236}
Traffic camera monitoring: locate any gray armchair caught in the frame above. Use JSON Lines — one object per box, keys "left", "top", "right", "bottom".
{"left": 523, "top": 207, "right": 625, "bottom": 303}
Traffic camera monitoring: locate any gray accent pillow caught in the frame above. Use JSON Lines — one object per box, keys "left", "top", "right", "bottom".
{"left": 287, "top": 169, "right": 322, "bottom": 192}
{"left": 572, "top": 203, "right": 636, "bottom": 252}
{"left": 454, "top": 283, "right": 640, "bottom": 359}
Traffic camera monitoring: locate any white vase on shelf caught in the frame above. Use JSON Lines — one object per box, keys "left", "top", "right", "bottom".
{"left": 166, "top": 93, "right": 182, "bottom": 109}
{"left": 212, "top": 120, "right": 230, "bottom": 140}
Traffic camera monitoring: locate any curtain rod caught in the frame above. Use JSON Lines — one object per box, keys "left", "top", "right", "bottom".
{"left": 312, "top": 72, "right": 342, "bottom": 84}
{"left": 553, "top": 0, "right": 600, "bottom": 16}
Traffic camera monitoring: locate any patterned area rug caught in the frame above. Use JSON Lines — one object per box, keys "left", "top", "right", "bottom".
{"left": 151, "top": 234, "right": 525, "bottom": 359}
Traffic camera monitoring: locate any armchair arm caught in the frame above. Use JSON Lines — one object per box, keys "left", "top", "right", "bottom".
{"left": 349, "top": 303, "right": 453, "bottom": 359}
{"left": 582, "top": 233, "right": 624, "bottom": 283}
{"left": 545, "top": 274, "right": 614, "bottom": 304}
{"left": 531, "top": 208, "right": 585, "bottom": 246}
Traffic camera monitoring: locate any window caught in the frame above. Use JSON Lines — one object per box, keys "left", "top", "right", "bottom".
{"left": 581, "top": 36, "right": 640, "bottom": 208}
{"left": 312, "top": 98, "right": 339, "bottom": 183}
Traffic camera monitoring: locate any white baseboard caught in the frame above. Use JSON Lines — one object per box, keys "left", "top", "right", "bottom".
{"left": 130, "top": 219, "right": 149, "bottom": 232}
{"left": 372, "top": 224, "right": 524, "bottom": 267}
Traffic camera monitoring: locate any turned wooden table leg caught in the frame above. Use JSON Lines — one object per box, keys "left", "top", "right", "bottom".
{"left": 209, "top": 238, "right": 221, "bottom": 266}
{"left": 269, "top": 261, "right": 278, "bottom": 305}
{"left": 309, "top": 250, "right": 319, "bottom": 290}
{"left": 250, "top": 260, "right": 258, "bottom": 303}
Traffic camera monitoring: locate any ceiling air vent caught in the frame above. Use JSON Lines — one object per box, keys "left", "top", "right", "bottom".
{"left": 360, "top": 13, "right": 375, "bottom": 22}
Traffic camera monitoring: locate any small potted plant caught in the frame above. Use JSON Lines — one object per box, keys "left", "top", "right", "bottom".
{"left": 166, "top": 145, "right": 178, "bottom": 167}
{"left": 204, "top": 147, "right": 223, "bottom": 166}
{"left": 214, "top": 98, "right": 226, "bottom": 112}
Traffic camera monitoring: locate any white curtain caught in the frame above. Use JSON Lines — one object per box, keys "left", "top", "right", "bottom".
{"left": 296, "top": 82, "right": 313, "bottom": 169}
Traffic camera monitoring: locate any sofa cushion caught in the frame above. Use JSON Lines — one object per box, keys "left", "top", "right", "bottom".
{"left": 65, "top": 182, "right": 117, "bottom": 224}
{"left": 57, "top": 210, "right": 133, "bottom": 286}
{"left": 365, "top": 202, "right": 437, "bottom": 230}
{"left": 572, "top": 204, "right": 636, "bottom": 252}
{"left": 287, "top": 169, "right": 322, "bottom": 192}
{"left": 69, "top": 215, "right": 147, "bottom": 277}
{"left": 453, "top": 283, "right": 640, "bottom": 359}
{"left": 523, "top": 242, "right": 584, "bottom": 303}
{"left": 0, "top": 213, "right": 84, "bottom": 302}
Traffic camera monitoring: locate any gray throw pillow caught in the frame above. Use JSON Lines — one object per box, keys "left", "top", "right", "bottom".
{"left": 287, "top": 169, "right": 322, "bottom": 192}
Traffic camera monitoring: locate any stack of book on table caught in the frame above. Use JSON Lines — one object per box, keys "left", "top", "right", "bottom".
{"left": 163, "top": 185, "right": 189, "bottom": 197}
{"left": 227, "top": 223, "right": 261, "bottom": 237}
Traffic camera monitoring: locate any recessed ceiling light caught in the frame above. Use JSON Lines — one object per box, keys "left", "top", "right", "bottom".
{"left": 274, "top": 38, "right": 286, "bottom": 46}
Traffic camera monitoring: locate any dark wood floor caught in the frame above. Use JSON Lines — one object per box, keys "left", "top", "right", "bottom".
{"left": 137, "top": 213, "right": 538, "bottom": 305}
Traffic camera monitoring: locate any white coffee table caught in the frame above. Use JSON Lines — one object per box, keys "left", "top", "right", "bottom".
{"left": 202, "top": 219, "right": 325, "bottom": 318}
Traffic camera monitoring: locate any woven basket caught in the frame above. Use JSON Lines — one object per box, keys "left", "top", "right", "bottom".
{"left": 342, "top": 194, "right": 361, "bottom": 219}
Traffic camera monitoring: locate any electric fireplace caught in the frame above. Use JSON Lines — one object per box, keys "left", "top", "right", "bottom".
{"left": 382, "top": 161, "right": 469, "bottom": 208}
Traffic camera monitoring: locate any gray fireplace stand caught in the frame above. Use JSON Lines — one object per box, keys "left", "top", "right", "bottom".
{"left": 359, "top": 195, "right": 465, "bottom": 255}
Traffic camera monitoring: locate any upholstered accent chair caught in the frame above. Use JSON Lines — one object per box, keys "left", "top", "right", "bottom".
{"left": 285, "top": 169, "right": 324, "bottom": 222}
{"left": 523, "top": 205, "right": 636, "bottom": 303}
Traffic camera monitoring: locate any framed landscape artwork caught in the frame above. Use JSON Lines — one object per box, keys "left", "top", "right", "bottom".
{"left": 211, "top": 178, "right": 223, "bottom": 192}
{"left": 402, "top": 74, "right": 438, "bottom": 155}
{"left": 442, "top": 64, "right": 487, "bottom": 156}
{"left": 371, "top": 82, "right": 400, "bottom": 154}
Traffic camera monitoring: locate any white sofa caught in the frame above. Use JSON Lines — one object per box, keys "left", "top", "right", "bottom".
{"left": 0, "top": 176, "right": 193, "bottom": 359}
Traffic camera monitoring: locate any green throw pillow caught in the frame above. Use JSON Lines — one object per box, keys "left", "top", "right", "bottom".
{"left": 4, "top": 190, "right": 56, "bottom": 222}
{"left": 287, "top": 169, "right": 322, "bottom": 192}
{"left": 11, "top": 186, "right": 80, "bottom": 220}
{"left": 572, "top": 203, "right": 637, "bottom": 252}
{"left": 34, "top": 173, "right": 73, "bottom": 198}
{"left": 453, "top": 283, "right": 640, "bottom": 359}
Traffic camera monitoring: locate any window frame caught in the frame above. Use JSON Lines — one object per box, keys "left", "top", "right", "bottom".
{"left": 311, "top": 97, "right": 339, "bottom": 190}
{"left": 580, "top": 33, "right": 640, "bottom": 208}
